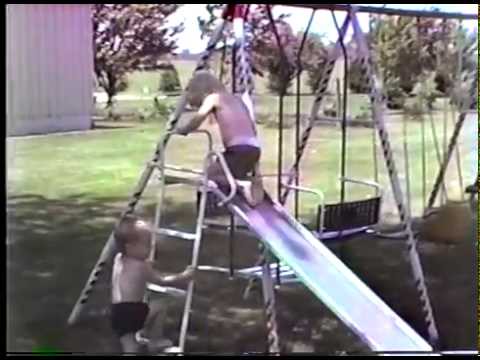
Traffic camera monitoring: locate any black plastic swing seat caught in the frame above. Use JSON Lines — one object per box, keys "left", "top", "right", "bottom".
{"left": 317, "top": 196, "right": 382, "bottom": 233}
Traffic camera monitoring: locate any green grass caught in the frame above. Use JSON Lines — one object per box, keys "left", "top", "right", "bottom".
{"left": 7, "top": 124, "right": 165, "bottom": 199}
{"left": 8, "top": 109, "right": 476, "bottom": 218}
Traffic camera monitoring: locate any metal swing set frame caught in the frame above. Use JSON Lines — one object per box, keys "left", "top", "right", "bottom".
{"left": 67, "top": 3, "right": 477, "bottom": 355}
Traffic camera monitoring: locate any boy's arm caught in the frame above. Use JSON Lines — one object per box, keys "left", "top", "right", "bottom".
{"left": 175, "top": 94, "right": 218, "bottom": 135}
{"left": 145, "top": 263, "right": 195, "bottom": 286}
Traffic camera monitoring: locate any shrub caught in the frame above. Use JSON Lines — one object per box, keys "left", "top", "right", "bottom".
{"left": 158, "top": 67, "right": 181, "bottom": 93}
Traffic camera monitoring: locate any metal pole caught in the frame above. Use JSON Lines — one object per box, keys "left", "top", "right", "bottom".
{"left": 370, "top": 14, "right": 380, "bottom": 196}
{"left": 265, "top": 4, "right": 289, "bottom": 287}
{"left": 403, "top": 112, "right": 412, "bottom": 216}
{"left": 295, "top": 75, "right": 301, "bottom": 220}
{"left": 261, "top": 258, "right": 281, "bottom": 354}
{"left": 453, "top": 21, "right": 465, "bottom": 200}
{"left": 229, "top": 214, "right": 235, "bottom": 278}
{"left": 416, "top": 16, "right": 427, "bottom": 211}
{"left": 281, "top": 4, "right": 477, "bottom": 21}
{"left": 427, "top": 67, "right": 477, "bottom": 210}
{"left": 278, "top": 95, "right": 284, "bottom": 202}
{"left": 232, "top": 41, "right": 237, "bottom": 94}
{"left": 421, "top": 114, "right": 427, "bottom": 211}
{"left": 331, "top": 11, "right": 349, "bottom": 206}
{"left": 427, "top": 102, "right": 476, "bottom": 209}
{"left": 294, "top": 10, "right": 316, "bottom": 220}
{"left": 441, "top": 19, "right": 449, "bottom": 206}
{"left": 276, "top": 93, "right": 284, "bottom": 286}
{"left": 178, "top": 153, "right": 212, "bottom": 352}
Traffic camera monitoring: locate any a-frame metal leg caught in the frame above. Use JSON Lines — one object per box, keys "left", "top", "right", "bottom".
{"left": 261, "top": 258, "right": 281, "bottom": 354}
{"left": 350, "top": 8, "right": 440, "bottom": 347}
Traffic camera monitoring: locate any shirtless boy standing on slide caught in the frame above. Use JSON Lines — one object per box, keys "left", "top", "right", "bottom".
{"left": 174, "top": 70, "right": 264, "bottom": 206}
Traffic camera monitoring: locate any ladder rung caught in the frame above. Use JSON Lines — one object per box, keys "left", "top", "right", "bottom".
{"left": 164, "top": 175, "right": 201, "bottom": 186}
{"left": 147, "top": 283, "right": 187, "bottom": 298}
{"left": 154, "top": 228, "right": 196, "bottom": 241}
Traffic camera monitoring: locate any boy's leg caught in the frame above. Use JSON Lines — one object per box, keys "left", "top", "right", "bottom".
{"left": 119, "top": 333, "right": 142, "bottom": 355}
{"left": 142, "top": 299, "right": 173, "bottom": 352}
{"left": 225, "top": 146, "right": 263, "bottom": 206}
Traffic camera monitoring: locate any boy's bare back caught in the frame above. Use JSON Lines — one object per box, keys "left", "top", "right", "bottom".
{"left": 208, "top": 92, "right": 259, "bottom": 148}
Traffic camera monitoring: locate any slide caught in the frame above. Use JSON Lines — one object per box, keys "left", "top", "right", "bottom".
{"left": 223, "top": 192, "right": 432, "bottom": 353}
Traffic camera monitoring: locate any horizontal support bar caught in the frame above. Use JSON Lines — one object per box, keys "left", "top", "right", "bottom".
{"left": 312, "top": 226, "right": 371, "bottom": 240}
{"left": 163, "top": 164, "right": 204, "bottom": 175}
{"left": 154, "top": 228, "right": 196, "bottom": 241}
{"left": 147, "top": 283, "right": 188, "bottom": 298}
{"left": 195, "top": 264, "right": 297, "bottom": 281}
{"left": 340, "top": 177, "right": 383, "bottom": 196}
{"left": 281, "top": 4, "right": 477, "bottom": 20}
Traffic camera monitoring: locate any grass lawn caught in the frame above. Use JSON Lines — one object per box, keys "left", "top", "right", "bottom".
{"left": 6, "top": 116, "right": 477, "bottom": 353}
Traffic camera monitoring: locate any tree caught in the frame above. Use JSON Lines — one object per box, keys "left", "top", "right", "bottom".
{"left": 197, "top": 4, "right": 293, "bottom": 94}
{"left": 255, "top": 20, "right": 299, "bottom": 95}
{"left": 300, "top": 33, "right": 329, "bottom": 93}
{"left": 436, "top": 27, "right": 477, "bottom": 98}
{"left": 368, "top": 14, "right": 458, "bottom": 109}
{"left": 93, "top": 4, "right": 183, "bottom": 116}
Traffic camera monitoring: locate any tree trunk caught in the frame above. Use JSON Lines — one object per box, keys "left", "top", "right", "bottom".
{"left": 106, "top": 92, "right": 115, "bottom": 121}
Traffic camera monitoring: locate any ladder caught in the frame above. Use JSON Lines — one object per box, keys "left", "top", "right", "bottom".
{"left": 149, "top": 129, "right": 238, "bottom": 352}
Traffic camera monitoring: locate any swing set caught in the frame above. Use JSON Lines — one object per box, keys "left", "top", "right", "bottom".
{"left": 68, "top": 4, "right": 477, "bottom": 355}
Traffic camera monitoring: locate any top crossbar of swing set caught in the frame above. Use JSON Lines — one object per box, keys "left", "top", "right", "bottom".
{"left": 279, "top": 4, "right": 478, "bottom": 20}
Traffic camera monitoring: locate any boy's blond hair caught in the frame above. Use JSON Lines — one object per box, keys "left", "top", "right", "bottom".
{"left": 114, "top": 214, "right": 144, "bottom": 254}
{"left": 186, "top": 70, "right": 225, "bottom": 107}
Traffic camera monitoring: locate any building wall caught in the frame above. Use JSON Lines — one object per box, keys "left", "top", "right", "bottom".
{"left": 7, "top": 4, "right": 94, "bottom": 136}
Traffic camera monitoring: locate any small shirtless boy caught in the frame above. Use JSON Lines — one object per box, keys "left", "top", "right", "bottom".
{"left": 111, "top": 214, "right": 195, "bottom": 354}
{"left": 174, "top": 70, "right": 264, "bottom": 206}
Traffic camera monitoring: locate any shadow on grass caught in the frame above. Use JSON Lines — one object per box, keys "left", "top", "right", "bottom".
{"left": 6, "top": 194, "right": 476, "bottom": 354}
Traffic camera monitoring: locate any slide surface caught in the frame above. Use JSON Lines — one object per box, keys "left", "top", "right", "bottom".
{"left": 225, "top": 192, "right": 432, "bottom": 352}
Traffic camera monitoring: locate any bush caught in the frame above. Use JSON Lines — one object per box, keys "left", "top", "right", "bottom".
{"left": 354, "top": 105, "right": 371, "bottom": 122}
{"left": 322, "top": 96, "right": 338, "bottom": 117}
{"left": 411, "top": 72, "right": 440, "bottom": 111}
{"left": 158, "top": 67, "right": 181, "bottom": 93}
{"left": 383, "top": 76, "right": 407, "bottom": 110}
{"left": 154, "top": 97, "right": 174, "bottom": 119}
{"left": 138, "top": 98, "right": 174, "bottom": 122}
{"left": 348, "top": 61, "right": 368, "bottom": 94}
{"left": 449, "top": 78, "right": 472, "bottom": 110}
{"left": 117, "top": 77, "right": 129, "bottom": 93}
{"left": 404, "top": 101, "right": 425, "bottom": 121}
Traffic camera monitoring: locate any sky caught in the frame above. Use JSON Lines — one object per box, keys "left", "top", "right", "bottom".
{"left": 167, "top": 4, "right": 478, "bottom": 53}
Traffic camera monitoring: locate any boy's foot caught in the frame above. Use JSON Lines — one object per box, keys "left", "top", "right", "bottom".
{"left": 251, "top": 178, "right": 265, "bottom": 205}
{"left": 163, "top": 346, "right": 182, "bottom": 354}
{"left": 237, "top": 180, "right": 254, "bottom": 206}
{"left": 147, "top": 339, "right": 174, "bottom": 354}
{"left": 134, "top": 331, "right": 149, "bottom": 345}
{"left": 237, "top": 180, "right": 264, "bottom": 207}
